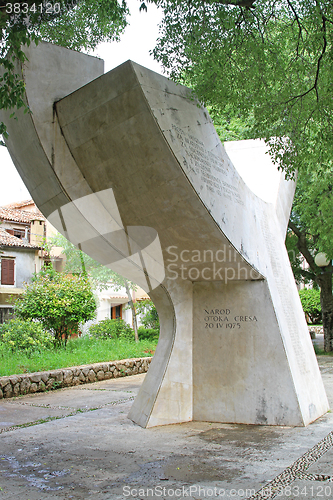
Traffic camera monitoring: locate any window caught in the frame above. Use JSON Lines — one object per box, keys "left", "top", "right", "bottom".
{"left": 13, "top": 229, "right": 25, "bottom": 239}
{"left": 0, "top": 307, "right": 14, "bottom": 324}
{"left": 1, "top": 259, "right": 15, "bottom": 285}
{"left": 6, "top": 228, "right": 29, "bottom": 240}
{"left": 111, "top": 305, "right": 122, "bottom": 319}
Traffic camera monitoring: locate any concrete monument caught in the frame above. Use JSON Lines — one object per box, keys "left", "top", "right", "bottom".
{"left": 1, "top": 42, "right": 329, "bottom": 427}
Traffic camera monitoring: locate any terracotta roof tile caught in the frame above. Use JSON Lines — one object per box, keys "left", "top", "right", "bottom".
{"left": 0, "top": 228, "right": 40, "bottom": 249}
{"left": 0, "top": 206, "right": 45, "bottom": 224}
{"left": 4, "top": 199, "right": 35, "bottom": 209}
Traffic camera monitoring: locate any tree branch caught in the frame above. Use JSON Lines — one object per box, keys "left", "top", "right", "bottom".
{"left": 208, "top": 0, "right": 256, "bottom": 7}
{"left": 285, "top": 5, "right": 327, "bottom": 105}
{"left": 288, "top": 220, "right": 318, "bottom": 274}
{"left": 286, "top": 0, "right": 303, "bottom": 56}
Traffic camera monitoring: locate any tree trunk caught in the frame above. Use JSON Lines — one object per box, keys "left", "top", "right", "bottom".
{"left": 317, "top": 271, "right": 333, "bottom": 352}
{"left": 124, "top": 281, "right": 139, "bottom": 343}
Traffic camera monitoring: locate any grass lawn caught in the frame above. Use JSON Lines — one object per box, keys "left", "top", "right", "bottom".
{"left": 314, "top": 347, "right": 333, "bottom": 356}
{"left": 0, "top": 336, "right": 157, "bottom": 377}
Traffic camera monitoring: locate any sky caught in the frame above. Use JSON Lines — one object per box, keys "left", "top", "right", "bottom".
{"left": 0, "top": 1, "right": 280, "bottom": 206}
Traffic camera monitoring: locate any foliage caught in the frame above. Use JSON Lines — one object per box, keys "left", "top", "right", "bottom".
{"left": 39, "top": 0, "right": 128, "bottom": 51}
{"left": 0, "top": 0, "right": 129, "bottom": 139}
{"left": 137, "top": 326, "right": 159, "bottom": 341}
{"left": 89, "top": 318, "right": 134, "bottom": 341}
{"left": 49, "top": 232, "right": 140, "bottom": 341}
{"left": 151, "top": 1, "right": 333, "bottom": 261}
{"left": 209, "top": 106, "right": 255, "bottom": 142}
{"left": 289, "top": 168, "right": 333, "bottom": 261}
{"left": 285, "top": 229, "right": 308, "bottom": 286}
{"left": 0, "top": 318, "right": 53, "bottom": 354}
{"left": 0, "top": 335, "right": 157, "bottom": 377}
{"left": 135, "top": 299, "right": 159, "bottom": 330}
{"left": 14, "top": 265, "right": 97, "bottom": 346}
{"left": 298, "top": 289, "right": 322, "bottom": 324}
{"left": 153, "top": 1, "right": 333, "bottom": 178}
{"left": 287, "top": 168, "right": 333, "bottom": 351}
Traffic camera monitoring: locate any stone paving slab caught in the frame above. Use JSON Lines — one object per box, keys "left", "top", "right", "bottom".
{"left": 0, "top": 374, "right": 143, "bottom": 435}
{"left": 0, "top": 361, "right": 332, "bottom": 499}
{"left": 0, "top": 403, "right": 74, "bottom": 430}
{"left": 5, "top": 388, "right": 138, "bottom": 411}
{"left": 87, "top": 375, "right": 144, "bottom": 392}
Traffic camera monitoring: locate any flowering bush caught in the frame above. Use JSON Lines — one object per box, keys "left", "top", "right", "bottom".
{"left": 0, "top": 318, "right": 53, "bottom": 354}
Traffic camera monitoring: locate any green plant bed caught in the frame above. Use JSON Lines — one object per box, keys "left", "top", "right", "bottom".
{"left": 314, "top": 345, "right": 333, "bottom": 356}
{"left": 299, "top": 289, "right": 322, "bottom": 325}
{"left": 0, "top": 336, "right": 157, "bottom": 377}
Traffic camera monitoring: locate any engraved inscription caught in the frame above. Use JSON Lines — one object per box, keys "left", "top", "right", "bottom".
{"left": 261, "top": 213, "right": 309, "bottom": 374}
{"left": 171, "top": 124, "right": 244, "bottom": 205}
{"left": 203, "top": 308, "right": 258, "bottom": 330}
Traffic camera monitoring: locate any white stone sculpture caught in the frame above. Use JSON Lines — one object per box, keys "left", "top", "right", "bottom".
{"left": 1, "top": 42, "right": 329, "bottom": 427}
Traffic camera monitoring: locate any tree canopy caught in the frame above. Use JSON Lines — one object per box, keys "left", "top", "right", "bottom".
{"left": 289, "top": 167, "right": 333, "bottom": 261}
{"left": 3, "top": 0, "right": 333, "bottom": 181}
{"left": 152, "top": 0, "right": 333, "bottom": 179}
{"left": 285, "top": 165, "right": 333, "bottom": 350}
{"left": 0, "top": 0, "right": 129, "bottom": 140}
{"left": 148, "top": 0, "right": 333, "bottom": 260}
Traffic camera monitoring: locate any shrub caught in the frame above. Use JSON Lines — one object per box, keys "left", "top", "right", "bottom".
{"left": 299, "top": 288, "right": 322, "bottom": 324}
{"left": 89, "top": 319, "right": 134, "bottom": 341}
{"left": 135, "top": 299, "right": 160, "bottom": 330}
{"left": 138, "top": 326, "right": 159, "bottom": 341}
{"left": 0, "top": 318, "right": 53, "bottom": 354}
{"left": 14, "top": 265, "right": 96, "bottom": 346}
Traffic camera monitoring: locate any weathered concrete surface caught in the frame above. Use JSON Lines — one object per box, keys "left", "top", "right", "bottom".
{"left": 0, "top": 356, "right": 332, "bottom": 500}
{"left": 0, "top": 41, "right": 328, "bottom": 427}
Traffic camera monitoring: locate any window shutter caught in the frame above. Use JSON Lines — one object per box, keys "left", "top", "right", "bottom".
{"left": 1, "top": 259, "right": 15, "bottom": 285}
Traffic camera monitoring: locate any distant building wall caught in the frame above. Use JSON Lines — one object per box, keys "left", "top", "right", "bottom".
{"left": 30, "top": 219, "right": 45, "bottom": 246}
{"left": 0, "top": 248, "right": 38, "bottom": 288}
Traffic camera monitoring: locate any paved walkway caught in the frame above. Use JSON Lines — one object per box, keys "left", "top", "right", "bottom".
{"left": 0, "top": 356, "right": 332, "bottom": 500}
{"left": 312, "top": 333, "right": 324, "bottom": 350}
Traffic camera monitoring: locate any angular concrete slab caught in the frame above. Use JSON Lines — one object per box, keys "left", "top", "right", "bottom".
{"left": 13, "top": 389, "right": 135, "bottom": 410}
{"left": 0, "top": 41, "right": 329, "bottom": 428}
{"left": 0, "top": 401, "right": 74, "bottom": 430}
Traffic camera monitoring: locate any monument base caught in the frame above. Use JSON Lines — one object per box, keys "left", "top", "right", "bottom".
{"left": 129, "top": 279, "right": 329, "bottom": 428}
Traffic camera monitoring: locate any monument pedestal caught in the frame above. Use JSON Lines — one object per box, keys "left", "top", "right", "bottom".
{"left": 129, "top": 279, "right": 327, "bottom": 428}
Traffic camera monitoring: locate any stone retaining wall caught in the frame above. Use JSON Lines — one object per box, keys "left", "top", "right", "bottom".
{"left": 308, "top": 325, "right": 324, "bottom": 337}
{"left": 0, "top": 357, "right": 152, "bottom": 399}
